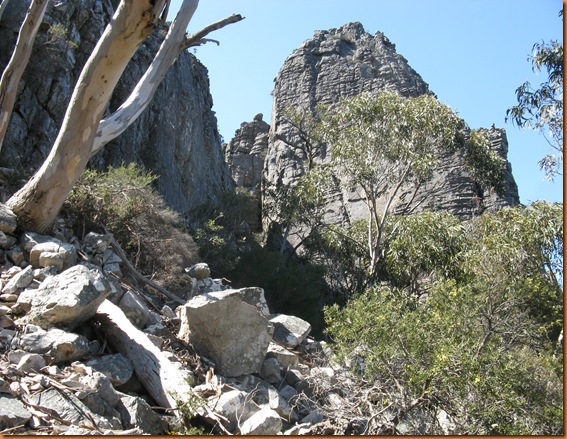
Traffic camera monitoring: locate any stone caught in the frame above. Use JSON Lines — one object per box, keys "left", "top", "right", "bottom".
{"left": 2, "top": 265, "right": 33, "bottom": 295}
{"left": 0, "top": 314, "right": 14, "bottom": 329}
{"left": 266, "top": 341, "right": 300, "bottom": 369}
{"left": 260, "top": 22, "right": 520, "bottom": 251}
{"left": 238, "top": 407, "right": 283, "bottom": 435}
{"left": 82, "top": 232, "right": 111, "bottom": 254}
{"left": 38, "top": 251, "right": 65, "bottom": 271}
{"left": 270, "top": 313, "right": 312, "bottom": 348}
{"left": 260, "top": 357, "right": 282, "bottom": 384}
{"left": 23, "top": 265, "right": 111, "bottom": 330}
{"left": 207, "top": 390, "right": 259, "bottom": 432}
{"left": 14, "top": 325, "right": 90, "bottom": 363}
{"left": 185, "top": 262, "right": 211, "bottom": 280}
{"left": 85, "top": 354, "right": 134, "bottom": 386}
{"left": 16, "top": 353, "right": 46, "bottom": 373}
{"left": 267, "top": 385, "right": 297, "bottom": 422}
{"left": 0, "top": 394, "right": 32, "bottom": 430}
{"left": 177, "top": 288, "right": 273, "bottom": 377}
{"left": 6, "top": 246, "right": 25, "bottom": 266}
{"left": 0, "top": 203, "right": 17, "bottom": 234}
{"left": 29, "top": 388, "right": 119, "bottom": 430}
{"left": 224, "top": 117, "right": 270, "bottom": 191}
{"left": 116, "top": 394, "right": 167, "bottom": 435}
{"left": 118, "top": 290, "right": 150, "bottom": 328}
{"left": 29, "top": 240, "right": 77, "bottom": 270}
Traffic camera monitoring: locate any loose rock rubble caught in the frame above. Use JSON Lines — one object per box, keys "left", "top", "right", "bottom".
{"left": 0, "top": 203, "right": 382, "bottom": 435}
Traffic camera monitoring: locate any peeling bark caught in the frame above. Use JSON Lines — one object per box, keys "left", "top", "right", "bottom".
{"left": 7, "top": 0, "right": 168, "bottom": 232}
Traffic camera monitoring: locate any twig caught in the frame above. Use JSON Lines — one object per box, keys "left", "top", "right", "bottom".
{"left": 105, "top": 231, "right": 185, "bottom": 305}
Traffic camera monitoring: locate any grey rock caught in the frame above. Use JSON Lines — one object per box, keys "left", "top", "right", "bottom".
{"left": 14, "top": 325, "right": 90, "bottom": 363}
{"left": 267, "top": 385, "right": 297, "bottom": 422}
{"left": 118, "top": 290, "right": 149, "bottom": 329}
{"left": 177, "top": 288, "right": 273, "bottom": 377}
{"left": 0, "top": 0, "right": 234, "bottom": 214}
{"left": 261, "top": 22, "right": 520, "bottom": 248}
{"left": 15, "top": 352, "right": 46, "bottom": 373}
{"left": 270, "top": 313, "right": 312, "bottom": 348}
{"left": 38, "top": 251, "right": 65, "bottom": 271}
{"left": 260, "top": 357, "right": 282, "bottom": 384}
{"left": 2, "top": 265, "right": 33, "bottom": 295}
{"left": 210, "top": 390, "right": 259, "bottom": 432}
{"left": 6, "top": 246, "right": 25, "bottom": 266}
{"left": 266, "top": 342, "right": 300, "bottom": 369}
{"left": 85, "top": 354, "right": 134, "bottom": 386}
{"left": 185, "top": 262, "right": 211, "bottom": 280}
{"left": 0, "top": 203, "right": 17, "bottom": 234}
{"left": 224, "top": 117, "right": 270, "bottom": 190}
{"left": 30, "top": 240, "right": 77, "bottom": 270}
{"left": 0, "top": 394, "right": 32, "bottom": 430}
{"left": 29, "top": 388, "right": 120, "bottom": 430}
{"left": 23, "top": 265, "right": 111, "bottom": 330}
{"left": 238, "top": 407, "right": 283, "bottom": 435}
{"left": 116, "top": 394, "right": 167, "bottom": 435}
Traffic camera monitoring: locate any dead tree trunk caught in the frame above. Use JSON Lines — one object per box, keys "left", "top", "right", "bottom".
{"left": 94, "top": 300, "right": 194, "bottom": 409}
{"left": 0, "top": 0, "right": 49, "bottom": 151}
{"left": 7, "top": 0, "right": 168, "bottom": 232}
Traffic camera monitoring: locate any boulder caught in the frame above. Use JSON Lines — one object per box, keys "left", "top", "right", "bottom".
{"left": 13, "top": 325, "right": 90, "bottom": 363}
{"left": 260, "top": 357, "right": 282, "bottom": 384}
{"left": 117, "top": 394, "right": 167, "bottom": 435}
{"left": 118, "top": 290, "right": 150, "bottom": 328}
{"left": 15, "top": 353, "right": 46, "bottom": 373}
{"left": 0, "top": 203, "right": 17, "bottom": 233}
{"left": 270, "top": 313, "right": 312, "bottom": 348}
{"left": 266, "top": 341, "right": 300, "bottom": 369}
{"left": 207, "top": 390, "right": 259, "bottom": 432}
{"left": 238, "top": 407, "right": 283, "bottom": 435}
{"left": 177, "top": 288, "right": 273, "bottom": 377}
{"left": 2, "top": 265, "right": 34, "bottom": 295}
{"left": 0, "top": 394, "right": 32, "bottom": 430}
{"left": 85, "top": 354, "right": 134, "bottom": 386}
{"left": 29, "top": 388, "right": 120, "bottom": 430}
{"left": 185, "top": 262, "right": 211, "bottom": 280}
{"left": 23, "top": 265, "right": 111, "bottom": 330}
{"left": 29, "top": 240, "right": 77, "bottom": 270}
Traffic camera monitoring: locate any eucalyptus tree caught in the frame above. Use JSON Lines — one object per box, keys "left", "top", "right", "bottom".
{"left": 319, "top": 91, "right": 504, "bottom": 278}
{"left": 4, "top": 0, "right": 242, "bottom": 232}
{"left": 507, "top": 37, "right": 563, "bottom": 179}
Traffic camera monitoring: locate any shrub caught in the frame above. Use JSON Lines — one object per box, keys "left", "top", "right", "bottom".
{"left": 65, "top": 163, "right": 199, "bottom": 295}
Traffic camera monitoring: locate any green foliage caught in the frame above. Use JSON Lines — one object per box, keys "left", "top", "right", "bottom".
{"left": 187, "top": 190, "right": 259, "bottom": 275}
{"left": 507, "top": 37, "right": 563, "bottom": 179}
{"left": 65, "top": 163, "right": 199, "bottom": 293}
{"left": 465, "top": 129, "right": 506, "bottom": 193}
{"left": 325, "top": 202, "right": 564, "bottom": 435}
{"left": 384, "top": 211, "right": 466, "bottom": 294}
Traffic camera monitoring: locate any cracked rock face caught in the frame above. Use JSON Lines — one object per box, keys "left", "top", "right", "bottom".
{"left": 262, "top": 22, "right": 519, "bottom": 242}
{"left": 0, "top": 0, "right": 234, "bottom": 211}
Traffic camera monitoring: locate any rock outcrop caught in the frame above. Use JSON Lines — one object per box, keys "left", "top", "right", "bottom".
{"left": 256, "top": 22, "right": 519, "bottom": 242}
{"left": 0, "top": 0, "right": 234, "bottom": 211}
{"left": 223, "top": 114, "right": 270, "bottom": 191}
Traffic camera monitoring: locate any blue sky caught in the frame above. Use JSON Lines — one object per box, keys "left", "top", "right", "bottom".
{"left": 169, "top": 0, "right": 563, "bottom": 204}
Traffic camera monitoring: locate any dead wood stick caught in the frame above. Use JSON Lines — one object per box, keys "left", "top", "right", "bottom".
{"left": 107, "top": 234, "right": 185, "bottom": 305}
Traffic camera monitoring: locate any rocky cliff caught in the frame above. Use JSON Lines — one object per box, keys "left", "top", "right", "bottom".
{"left": 0, "top": 0, "right": 234, "bottom": 212}
{"left": 235, "top": 22, "right": 520, "bottom": 240}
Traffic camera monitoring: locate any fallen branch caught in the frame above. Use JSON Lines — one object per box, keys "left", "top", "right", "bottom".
{"left": 107, "top": 233, "right": 185, "bottom": 305}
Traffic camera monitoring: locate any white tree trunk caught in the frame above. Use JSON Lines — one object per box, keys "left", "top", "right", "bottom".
{"left": 7, "top": 0, "right": 168, "bottom": 232}
{"left": 0, "top": 0, "right": 49, "bottom": 151}
{"left": 94, "top": 300, "right": 194, "bottom": 409}
{"left": 91, "top": 0, "right": 199, "bottom": 155}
